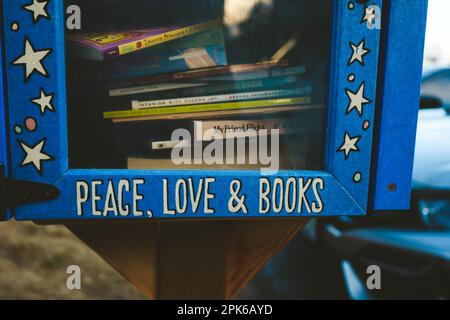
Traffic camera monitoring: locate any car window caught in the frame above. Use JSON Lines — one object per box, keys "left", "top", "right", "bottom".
{"left": 421, "top": 71, "right": 450, "bottom": 107}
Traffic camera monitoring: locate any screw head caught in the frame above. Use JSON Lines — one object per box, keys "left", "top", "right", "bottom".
{"left": 388, "top": 183, "right": 397, "bottom": 192}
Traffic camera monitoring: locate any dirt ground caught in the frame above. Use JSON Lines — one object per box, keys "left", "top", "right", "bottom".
{"left": 0, "top": 220, "right": 146, "bottom": 300}
{"left": 0, "top": 220, "right": 339, "bottom": 300}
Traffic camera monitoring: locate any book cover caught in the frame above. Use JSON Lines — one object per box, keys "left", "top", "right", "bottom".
{"left": 109, "top": 44, "right": 228, "bottom": 80}
{"left": 68, "top": 19, "right": 222, "bottom": 61}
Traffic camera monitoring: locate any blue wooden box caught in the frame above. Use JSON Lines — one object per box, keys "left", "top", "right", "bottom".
{"left": 0, "top": 0, "right": 428, "bottom": 221}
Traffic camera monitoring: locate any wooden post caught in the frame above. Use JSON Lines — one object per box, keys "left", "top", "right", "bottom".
{"left": 158, "top": 221, "right": 228, "bottom": 299}
{"left": 66, "top": 218, "right": 308, "bottom": 299}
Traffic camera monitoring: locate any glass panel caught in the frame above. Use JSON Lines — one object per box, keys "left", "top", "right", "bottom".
{"left": 65, "top": 0, "right": 331, "bottom": 172}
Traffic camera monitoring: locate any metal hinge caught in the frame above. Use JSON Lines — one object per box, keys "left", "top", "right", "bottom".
{"left": 0, "top": 164, "right": 60, "bottom": 220}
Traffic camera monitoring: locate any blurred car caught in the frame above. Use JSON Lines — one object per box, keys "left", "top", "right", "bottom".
{"left": 413, "top": 67, "right": 450, "bottom": 230}
{"left": 315, "top": 67, "right": 450, "bottom": 300}
{"left": 238, "top": 68, "right": 450, "bottom": 300}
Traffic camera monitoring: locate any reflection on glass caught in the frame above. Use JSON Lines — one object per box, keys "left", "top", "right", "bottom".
{"left": 65, "top": 0, "right": 332, "bottom": 171}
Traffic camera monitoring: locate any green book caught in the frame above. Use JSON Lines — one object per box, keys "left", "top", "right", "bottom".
{"left": 104, "top": 97, "right": 312, "bottom": 120}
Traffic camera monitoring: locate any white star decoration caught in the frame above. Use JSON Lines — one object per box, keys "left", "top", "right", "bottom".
{"left": 346, "top": 82, "right": 371, "bottom": 117}
{"left": 19, "top": 139, "right": 52, "bottom": 174}
{"left": 349, "top": 40, "right": 370, "bottom": 65}
{"left": 23, "top": 0, "right": 49, "bottom": 23}
{"left": 32, "top": 89, "right": 55, "bottom": 114}
{"left": 13, "top": 38, "right": 51, "bottom": 80}
{"left": 338, "top": 132, "right": 360, "bottom": 160}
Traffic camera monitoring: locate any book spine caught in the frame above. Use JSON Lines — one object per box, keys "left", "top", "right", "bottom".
{"left": 195, "top": 117, "right": 322, "bottom": 141}
{"left": 153, "top": 26, "right": 225, "bottom": 53}
{"left": 112, "top": 105, "right": 316, "bottom": 123}
{"left": 172, "top": 75, "right": 300, "bottom": 97}
{"left": 103, "top": 97, "right": 312, "bottom": 119}
{"left": 109, "top": 83, "right": 207, "bottom": 97}
{"left": 132, "top": 87, "right": 312, "bottom": 109}
{"left": 109, "top": 60, "right": 289, "bottom": 88}
{"left": 117, "top": 19, "right": 222, "bottom": 57}
{"left": 271, "top": 66, "right": 306, "bottom": 77}
{"left": 200, "top": 66, "right": 306, "bottom": 82}
{"left": 109, "top": 74, "right": 299, "bottom": 98}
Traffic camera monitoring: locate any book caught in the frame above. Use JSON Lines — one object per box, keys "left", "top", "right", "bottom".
{"left": 151, "top": 26, "right": 225, "bottom": 53}
{"left": 153, "top": 76, "right": 304, "bottom": 99}
{"left": 192, "top": 116, "right": 322, "bottom": 142}
{"left": 149, "top": 119, "right": 321, "bottom": 149}
{"left": 107, "top": 26, "right": 227, "bottom": 80}
{"left": 103, "top": 97, "right": 312, "bottom": 120}
{"left": 109, "top": 44, "right": 228, "bottom": 80}
{"left": 196, "top": 65, "right": 306, "bottom": 82}
{"left": 112, "top": 105, "right": 320, "bottom": 123}
{"left": 108, "top": 60, "right": 289, "bottom": 89}
{"left": 109, "top": 82, "right": 208, "bottom": 97}
{"left": 131, "top": 87, "right": 312, "bottom": 109}
{"left": 111, "top": 108, "right": 323, "bottom": 156}
{"left": 127, "top": 137, "right": 311, "bottom": 170}
{"left": 127, "top": 157, "right": 268, "bottom": 170}
{"left": 109, "top": 74, "right": 299, "bottom": 97}
{"left": 68, "top": 19, "right": 222, "bottom": 61}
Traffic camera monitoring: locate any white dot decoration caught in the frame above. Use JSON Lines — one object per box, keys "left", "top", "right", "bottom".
{"left": 11, "top": 22, "right": 19, "bottom": 31}
{"left": 353, "top": 172, "right": 362, "bottom": 183}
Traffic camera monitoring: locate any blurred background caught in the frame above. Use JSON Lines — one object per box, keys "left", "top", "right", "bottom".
{"left": 238, "top": 0, "right": 450, "bottom": 300}
{"left": 1, "top": 0, "right": 449, "bottom": 299}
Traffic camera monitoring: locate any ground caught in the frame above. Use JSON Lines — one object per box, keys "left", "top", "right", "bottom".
{"left": 0, "top": 220, "right": 346, "bottom": 299}
{"left": 0, "top": 220, "right": 146, "bottom": 300}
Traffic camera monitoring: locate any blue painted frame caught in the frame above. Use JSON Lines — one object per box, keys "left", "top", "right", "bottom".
{"left": 1, "top": 0, "right": 386, "bottom": 220}
{"left": 0, "top": 0, "right": 11, "bottom": 221}
{"left": 371, "top": 0, "right": 429, "bottom": 210}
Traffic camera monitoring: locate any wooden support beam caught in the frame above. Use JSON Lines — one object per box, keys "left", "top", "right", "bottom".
{"left": 66, "top": 218, "right": 308, "bottom": 299}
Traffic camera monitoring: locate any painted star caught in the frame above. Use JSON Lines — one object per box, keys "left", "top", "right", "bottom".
{"left": 348, "top": 40, "right": 370, "bottom": 65}
{"left": 32, "top": 89, "right": 55, "bottom": 115}
{"left": 19, "top": 139, "right": 53, "bottom": 174}
{"left": 337, "top": 132, "right": 361, "bottom": 160}
{"left": 346, "top": 82, "right": 372, "bottom": 117}
{"left": 23, "top": 0, "right": 50, "bottom": 23}
{"left": 13, "top": 38, "right": 51, "bottom": 80}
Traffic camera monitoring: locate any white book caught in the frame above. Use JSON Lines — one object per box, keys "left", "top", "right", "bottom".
{"left": 151, "top": 115, "right": 323, "bottom": 150}
{"left": 131, "top": 87, "right": 312, "bottom": 110}
{"left": 194, "top": 117, "right": 322, "bottom": 141}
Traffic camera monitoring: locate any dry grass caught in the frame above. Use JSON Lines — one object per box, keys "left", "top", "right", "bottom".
{"left": 0, "top": 221, "right": 147, "bottom": 300}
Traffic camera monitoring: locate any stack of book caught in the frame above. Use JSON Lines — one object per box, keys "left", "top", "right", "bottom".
{"left": 68, "top": 19, "right": 320, "bottom": 170}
